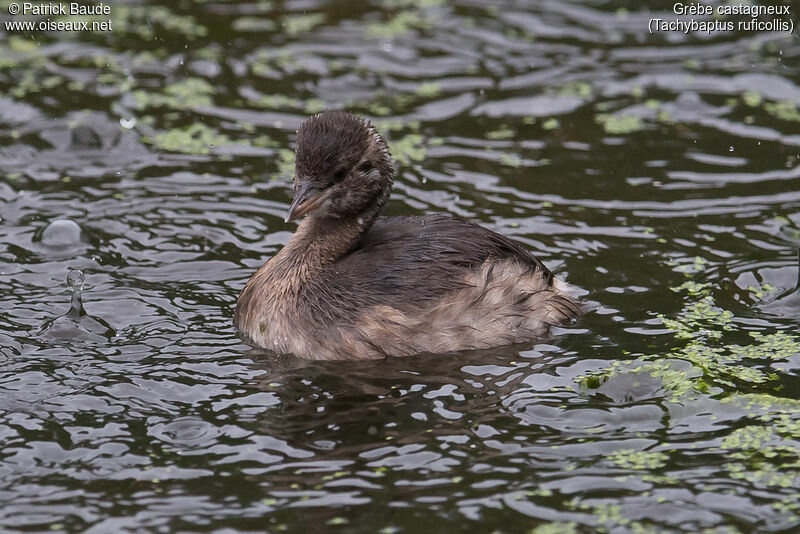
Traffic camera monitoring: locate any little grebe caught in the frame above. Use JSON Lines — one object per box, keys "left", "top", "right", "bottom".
{"left": 234, "top": 111, "right": 581, "bottom": 359}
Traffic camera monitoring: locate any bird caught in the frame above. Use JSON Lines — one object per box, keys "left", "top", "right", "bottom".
{"left": 234, "top": 110, "right": 581, "bottom": 360}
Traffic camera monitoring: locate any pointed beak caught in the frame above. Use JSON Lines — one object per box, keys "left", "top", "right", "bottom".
{"left": 285, "top": 182, "right": 327, "bottom": 223}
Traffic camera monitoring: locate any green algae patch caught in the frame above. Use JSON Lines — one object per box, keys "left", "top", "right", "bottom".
{"left": 607, "top": 449, "right": 668, "bottom": 470}
{"left": 233, "top": 17, "right": 277, "bottom": 33}
{"left": 578, "top": 260, "right": 800, "bottom": 402}
{"left": 133, "top": 78, "right": 214, "bottom": 110}
{"left": 149, "top": 123, "right": 240, "bottom": 155}
{"left": 742, "top": 90, "right": 762, "bottom": 107}
{"left": 391, "top": 134, "right": 442, "bottom": 165}
{"left": 113, "top": 5, "right": 208, "bottom": 40}
{"left": 577, "top": 358, "right": 701, "bottom": 402}
{"left": 765, "top": 100, "right": 800, "bottom": 122}
{"left": 277, "top": 149, "right": 296, "bottom": 179}
{"left": 557, "top": 81, "right": 593, "bottom": 100}
{"left": 596, "top": 113, "right": 644, "bottom": 135}
{"left": 366, "top": 9, "right": 436, "bottom": 38}
{"left": 529, "top": 522, "right": 579, "bottom": 534}
{"left": 282, "top": 13, "right": 326, "bottom": 36}
{"left": 486, "top": 125, "right": 516, "bottom": 140}
{"left": 729, "top": 332, "right": 800, "bottom": 361}
{"left": 542, "top": 118, "right": 560, "bottom": 131}
{"left": 414, "top": 82, "right": 442, "bottom": 98}
{"left": 722, "top": 424, "right": 800, "bottom": 489}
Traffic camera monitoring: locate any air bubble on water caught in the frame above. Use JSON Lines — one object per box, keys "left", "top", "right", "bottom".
{"left": 41, "top": 219, "right": 82, "bottom": 247}
{"left": 729, "top": 146, "right": 734, "bottom": 152}
{"left": 357, "top": 217, "right": 364, "bottom": 225}
{"left": 421, "top": 176, "right": 428, "bottom": 184}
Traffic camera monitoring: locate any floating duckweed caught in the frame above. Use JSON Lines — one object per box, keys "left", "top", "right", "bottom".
{"left": 374, "top": 120, "right": 410, "bottom": 133}
{"left": 381, "top": 0, "right": 445, "bottom": 7}
{"left": 542, "top": 118, "right": 560, "bottom": 130}
{"left": 596, "top": 114, "right": 644, "bottom": 135}
{"left": 305, "top": 99, "right": 326, "bottom": 114}
{"left": 670, "top": 281, "right": 712, "bottom": 295}
{"left": 529, "top": 522, "right": 579, "bottom": 534}
{"left": 721, "top": 425, "right": 800, "bottom": 488}
{"left": 729, "top": 332, "right": 800, "bottom": 361}
{"left": 415, "top": 82, "right": 442, "bottom": 97}
{"left": 607, "top": 448, "right": 668, "bottom": 470}
{"left": 251, "top": 94, "right": 302, "bottom": 110}
{"left": 150, "top": 123, "right": 239, "bottom": 155}
{"left": 366, "top": 11, "right": 433, "bottom": 38}
{"left": 486, "top": 126, "right": 515, "bottom": 140}
{"left": 557, "top": 81, "right": 593, "bottom": 100}
{"left": 165, "top": 78, "right": 214, "bottom": 106}
{"left": 113, "top": 6, "right": 208, "bottom": 39}
{"left": 722, "top": 425, "right": 776, "bottom": 451}
{"left": 498, "top": 153, "right": 523, "bottom": 167}
{"left": 674, "top": 255, "right": 709, "bottom": 274}
{"left": 233, "top": 17, "right": 277, "bottom": 32}
{"left": 277, "top": 149, "right": 296, "bottom": 178}
{"left": 134, "top": 78, "right": 214, "bottom": 110}
{"left": 577, "top": 359, "right": 698, "bottom": 401}
{"left": 366, "top": 102, "right": 392, "bottom": 116}
{"left": 765, "top": 100, "right": 800, "bottom": 122}
{"left": 282, "top": 13, "right": 326, "bottom": 35}
{"left": 742, "top": 90, "right": 762, "bottom": 107}
{"left": 391, "top": 134, "right": 432, "bottom": 164}
{"left": 580, "top": 263, "right": 800, "bottom": 403}
{"left": 724, "top": 393, "right": 800, "bottom": 413}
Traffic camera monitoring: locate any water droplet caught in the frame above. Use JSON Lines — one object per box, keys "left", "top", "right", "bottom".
{"left": 119, "top": 116, "right": 137, "bottom": 129}
{"left": 729, "top": 146, "right": 734, "bottom": 152}
{"left": 357, "top": 217, "right": 364, "bottom": 225}
{"left": 38, "top": 270, "right": 115, "bottom": 342}
{"left": 421, "top": 176, "right": 428, "bottom": 184}
{"left": 67, "top": 269, "right": 85, "bottom": 291}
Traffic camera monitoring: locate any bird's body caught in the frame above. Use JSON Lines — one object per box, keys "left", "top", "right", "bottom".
{"left": 234, "top": 111, "right": 581, "bottom": 359}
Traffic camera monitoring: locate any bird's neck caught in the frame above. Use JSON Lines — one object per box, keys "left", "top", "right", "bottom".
{"left": 278, "top": 215, "right": 369, "bottom": 278}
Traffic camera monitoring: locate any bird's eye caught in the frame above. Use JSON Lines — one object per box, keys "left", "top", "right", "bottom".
{"left": 333, "top": 167, "right": 347, "bottom": 183}
{"left": 355, "top": 162, "right": 373, "bottom": 174}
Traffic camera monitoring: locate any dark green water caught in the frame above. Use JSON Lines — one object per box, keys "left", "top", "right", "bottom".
{"left": 2, "top": 0, "right": 800, "bottom": 532}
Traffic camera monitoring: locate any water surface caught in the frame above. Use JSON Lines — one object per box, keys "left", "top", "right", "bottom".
{"left": 1, "top": 0, "right": 800, "bottom": 532}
